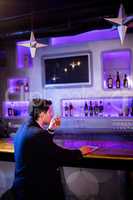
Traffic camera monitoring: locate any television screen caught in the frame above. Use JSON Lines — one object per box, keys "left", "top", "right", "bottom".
{"left": 43, "top": 53, "right": 91, "bottom": 87}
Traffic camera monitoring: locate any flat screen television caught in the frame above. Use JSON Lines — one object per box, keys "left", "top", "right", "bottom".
{"left": 43, "top": 52, "right": 92, "bottom": 87}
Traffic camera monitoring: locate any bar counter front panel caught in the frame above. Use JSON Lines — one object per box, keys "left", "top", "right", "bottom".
{"left": 1, "top": 132, "right": 133, "bottom": 200}
{"left": 0, "top": 133, "right": 133, "bottom": 170}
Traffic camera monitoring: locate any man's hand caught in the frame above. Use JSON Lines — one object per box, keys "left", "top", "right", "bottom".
{"left": 79, "top": 146, "right": 92, "bottom": 156}
{"left": 48, "top": 116, "right": 61, "bottom": 130}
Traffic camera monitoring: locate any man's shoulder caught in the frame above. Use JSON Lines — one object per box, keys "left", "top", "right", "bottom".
{"left": 16, "top": 119, "right": 50, "bottom": 139}
{"left": 27, "top": 125, "right": 49, "bottom": 138}
{"left": 15, "top": 121, "right": 41, "bottom": 136}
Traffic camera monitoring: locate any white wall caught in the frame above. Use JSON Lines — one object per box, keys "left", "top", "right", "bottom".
{"left": 29, "top": 33, "right": 133, "bottom": 116}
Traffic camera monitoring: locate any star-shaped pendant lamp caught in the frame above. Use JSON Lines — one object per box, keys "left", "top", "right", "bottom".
{"left": 104, "top": 4, "right": 133, "bottom": 44}
{"left": 18, "top": 32, "right": 48, "bottom": 58}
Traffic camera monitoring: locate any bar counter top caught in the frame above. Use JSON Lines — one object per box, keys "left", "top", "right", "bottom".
{"left": 0, "top": 135, "right": 133, "bottom": 170}
{"left": 0, "top": 138, "right": 14, "bottom": 153}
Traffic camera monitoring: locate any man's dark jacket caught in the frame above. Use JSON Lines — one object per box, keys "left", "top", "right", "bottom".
{"left": 13, "top": 118, "right": 82, "bottom": 200}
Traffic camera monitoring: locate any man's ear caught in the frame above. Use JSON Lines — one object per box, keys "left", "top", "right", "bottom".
{"left": 39, "top": 111, "right": 44, "bottom": 118}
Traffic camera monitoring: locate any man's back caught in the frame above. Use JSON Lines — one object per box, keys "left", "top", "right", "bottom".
{"left": 13, "top": 119, "right": 64, "bottom": 199}
{"left": 13, "top": 118, "right": 82, "bottom": 200}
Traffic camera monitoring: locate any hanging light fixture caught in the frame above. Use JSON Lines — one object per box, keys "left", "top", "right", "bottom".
{"left": 18, "top": 8, "right": 47, "bottom": 58}
{"left": 18, "top": 31, "right": 48, "bottom": 58}
{"left": 104, "top": 4, "right": 133, "bottom": 44}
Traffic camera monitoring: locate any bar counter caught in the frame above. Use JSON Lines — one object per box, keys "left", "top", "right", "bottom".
{"left": 0, "top": 134, "right": 133, "bottom": 170}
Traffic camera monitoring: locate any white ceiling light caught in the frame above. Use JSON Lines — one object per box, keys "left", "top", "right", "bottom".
{"left": 18, "top": 31, "right": 48, "bottom": 58}
{"left": 104, "top": 4, "right": 133, "bottom": 44}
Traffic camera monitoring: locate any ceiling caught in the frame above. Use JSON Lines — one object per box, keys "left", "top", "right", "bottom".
{"left": 0, "top": 0, "right": 133, "bottom": 40}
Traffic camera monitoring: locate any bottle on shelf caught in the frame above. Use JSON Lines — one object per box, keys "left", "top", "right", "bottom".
{"left": 89, "top": 101, "right": 93, "bottom": 116}
{"left": 7, "top": 103, "right": 14, "bottom": 117}
{"left": 116, "top": 71, "right": 120, "bottom": 88}
{"left": 84, "top": 101, "right": 89, "bottom": 117}
{"left": 64, "top": 103, "right": 69, "bottom": 117}
{"left": 123, "top": 74, "right": 128, "bottom": 88}
{"left": 107, "top": 74, "right": 113, "bottom": 89}
{"left": 118, "top": 103, "right": 123, "bottom": 117}
{"left": 94, "top": 101, "right": 99, "bottom": 116}
{"left": 15, "top": 80, "right": 24, "bottom": 93}
{"left": 8, "top": 107, "right": 13, "bottom": 117}
{"left": 69, "top": 103, "right": 74, "bottom": 117}
{"left": 124, "top": 105, "right": 129, "bottom": 117}
{"left": 99, "top": 101, "right": 104, "bottom": 116}
{"left": 24, "top": 81, "right": 29, "bottom": 92}
{"left": 130, "top": 99, "right": 133, "bottom": 116}
{"left": 15, "top": 81, "right": 20, "bottom": 92}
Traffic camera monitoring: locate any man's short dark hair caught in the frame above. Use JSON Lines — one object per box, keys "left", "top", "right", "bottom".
{"left": 29, "top": 99, "right": 52, "bottom": 120}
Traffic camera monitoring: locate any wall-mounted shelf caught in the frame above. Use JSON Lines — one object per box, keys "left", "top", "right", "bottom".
{"left": 3, "top": 101, "right": 29, "bottom": 119}
{"left": 8, "top": 78, "right": 29, "bottom": 94}
{"left": 61, "top": 97, "right": 133, "bottom": 118}
{"left": 101, "top": 49, "right": 132, "bottom": 90}
{"left": 16, "top": 41, "right": 32, "bottom": 68}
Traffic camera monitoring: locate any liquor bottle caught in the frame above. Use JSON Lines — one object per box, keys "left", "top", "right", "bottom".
{"left": 94, "top": 101, "right": 99, "bottom": 116}
{"left": 84, "top": 101, "right": 89, "bottom": 117}
{"left": 130, "top": 99, "right": 133, "bottom": 116}
{"left": 15, "top": 81, "right": 20, "bottom": 92}
{"left": 24, "top": 81, "right": 29, "bottom": 92}
{"left": 69, "top": 103, "right": 73, "bottom": 117}
{"left": 8, "top": 107, "right": 13, "bottom": 116}
{"left": 15, "top": 80, "right": 23, "bottom": 92}
{"left": 89, "top": 101, "right": 93, "bottom": 116}
{"left": 124, "top": 105, "right": 129, "bottom": 117}
{"left": 123, "top": 74, "right": 128, "bottom": 88}
{"left": 118, "top": 103, "right": 123, "bottom": 117}
{"left": 107, "top": 74, "right": 113, "bottom": 89}
{"left": 116, "top": 71, "right": 120, "bottom": 88}
{"left": 64, "top": 103, "right": 69, "bottom": 117}
{"left": 99, "top": 101, "right": 104, "bottom": 116}
{"left": 8, "top": 103, "right": 14, "bottom": 117}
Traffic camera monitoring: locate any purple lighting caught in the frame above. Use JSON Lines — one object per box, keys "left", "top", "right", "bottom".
{"left": 62, "top": 139, "right": 133, "bottom": 156}
{"left": 8, "top": 78, "right": 28, "bottom": 93}
{"left": 3, "top": 101, "right": 29, "bottom": 118}
{"left": 61, "top": 98, "right": 133, "bottom": 118}
{"left": 102, "top": 50, "right": 131, "bottom": 66}
{"left": 51, "top": 29, "right": 119, "bottom": 46}
{"left": 102, "top": 49, "right": 132, "bottom": 89}
{"left": 16, "top": 41, "right": 32, "bottom": 68}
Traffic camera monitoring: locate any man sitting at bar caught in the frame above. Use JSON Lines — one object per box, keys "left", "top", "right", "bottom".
{"left": 12, "top": 99, "right": 90, "bottom": 200}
